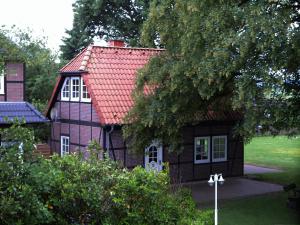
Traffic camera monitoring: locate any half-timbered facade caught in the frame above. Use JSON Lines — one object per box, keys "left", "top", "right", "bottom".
{"left": 46, "top": 41, "right": 244, "bottom": 182}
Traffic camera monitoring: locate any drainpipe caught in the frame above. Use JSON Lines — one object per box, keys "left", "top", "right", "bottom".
{"left": 105, "top": 125, "right": 115, "bottom": 160}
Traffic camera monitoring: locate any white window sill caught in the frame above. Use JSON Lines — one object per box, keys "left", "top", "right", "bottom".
{"left": 212, "top": 158, "right": 227, "bottom": 162}
{"left": 194, "top": 160, "right": 210, "bottom": 164}
{"left": 81, "top": 98, "right": 91, "bottom": 103}
{"left": 61, "top": 97, "right": 70, "bottom": 101}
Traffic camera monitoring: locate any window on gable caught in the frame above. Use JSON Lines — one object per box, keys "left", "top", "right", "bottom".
{"left": 194, "top": 137, "right": 210, "bottom": 164}
{"left": 61, "top": 78, "right": 70, "bottom": 101}
{"left": 71, "top": 77, "right": 80, "bottom": 101}
{"left": 61, "top": 136, "right": 70, "bottom": 156}
{"left": 7, "top": 67, "right": 17, "bottom": 76}
{"left": 212, "top": 135, "right": 227, "bottom": 162}
{"left": 81, "top": 78, "right": 91, "bottom": 102}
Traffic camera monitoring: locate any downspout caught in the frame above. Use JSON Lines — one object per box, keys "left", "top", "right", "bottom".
{"left": 106, "top": 125, "right": 115, "bottom": 160}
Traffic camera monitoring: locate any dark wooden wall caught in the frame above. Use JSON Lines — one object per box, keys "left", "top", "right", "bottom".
{"left": 108, "top": 122, "right": 244, "bottom": 183}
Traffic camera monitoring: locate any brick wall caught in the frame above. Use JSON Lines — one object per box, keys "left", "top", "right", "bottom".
{"left": 0, "top": 63, "right": 24, "bottom": 102}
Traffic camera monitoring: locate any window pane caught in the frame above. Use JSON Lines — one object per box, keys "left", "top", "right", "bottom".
{"left": 213, "top": 137, "right": 226, "bottom": 160}
{"left": 81, "top": 79, "right": 91, "bottom": 100}
{"left": 219, "top": 138, "right": 225, "bottom": 145}
{"left": 62, "top": 79, "right": 70, "bottom": 99}
{"left": 195, "top": 138, "right": 209, "bottom": 161}
{"left": 148, "top": 146, "right": 158, "bottom": 162}
{"left": 220, "top": 152, "right": 225, "bottom": 158}
{"left": 72, "top": 78, "right": 79, "bottom": 99}
{"left": 61, "top": 137, "right": 70, "bottom": 155}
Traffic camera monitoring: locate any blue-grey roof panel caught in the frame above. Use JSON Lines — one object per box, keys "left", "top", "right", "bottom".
{"left": 0, "top": 102, "right": 49, "bottom": 124}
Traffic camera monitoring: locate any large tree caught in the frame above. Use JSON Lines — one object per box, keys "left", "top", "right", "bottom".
{"left": 123, "top": 0, "right": 300, "bottom": 152}
{"left": 60, "top": 0, "right": 151, "bottom": 60}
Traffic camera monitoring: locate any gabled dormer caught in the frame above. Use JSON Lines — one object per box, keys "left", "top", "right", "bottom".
{"left": 0, "top": 62, "right": 24, "bottom": 102}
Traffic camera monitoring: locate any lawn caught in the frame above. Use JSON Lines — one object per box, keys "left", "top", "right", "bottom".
{"left": 244, "top": 135, "right": 300, "bottom": 185}
{"left": 200, "top": 135, "right": 300, "bottom": 225}
{"left": 218, "top": 192, "right": 299, "bottom": 225}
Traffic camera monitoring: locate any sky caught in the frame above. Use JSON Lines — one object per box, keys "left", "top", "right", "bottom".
{"left": 0, "top": 0, "right": 75, "bottom": 52}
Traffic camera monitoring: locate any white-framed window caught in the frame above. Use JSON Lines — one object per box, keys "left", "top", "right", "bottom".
{"left": 61, "top": 78, "right": 70, "bottom": 101}
{"left": 60, "top": 136, "right": 70, "bottom": 156}
{"left": 81, "top": 78, "right": 91, "bottom": 102}
{"left": 194, "top": 137, "right": 210, "bottom": 164}
{"left": 71, "top": 77, "right": 80, "bottom": 101}
{"left": 212, "top": 135, "right": 227, "bottom": 162}
{"left": 0, "top": 69, "right": 4, "bottom": 94}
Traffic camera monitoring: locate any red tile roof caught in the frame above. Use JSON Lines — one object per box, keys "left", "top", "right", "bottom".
{"left": 60, "top": 48, "right": 88, "bottom": 72}
{"left": 47, "top": 45, "right": 163, "bottom": 125}
{"left": 46, "top": 45, "right": 242, "bottom": 125}
{"left": 85, "top": 47, "right": 163, "bottom": 124}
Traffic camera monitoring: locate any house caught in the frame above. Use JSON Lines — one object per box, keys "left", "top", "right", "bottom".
{"left": 0, "top": 62, "right": 48, "bottom": 144}
{"left": 46, "top": 40, "right": 244, "bottom": 182}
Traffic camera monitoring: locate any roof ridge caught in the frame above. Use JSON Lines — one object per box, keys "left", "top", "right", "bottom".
{"left": 92, "top": 45, "right": 165, "bottom": 51}
{"left": 79, "top": 45, "right": 93, "bottom": 71}
{"left": 26, "top": 102, "right": 48, "bottom": 120}
{"left": 59, "top": 47, "right": 88, "bottom": 72}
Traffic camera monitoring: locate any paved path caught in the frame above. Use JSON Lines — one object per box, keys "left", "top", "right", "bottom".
{"left": 244, "top": 164, "right": 283, "bottom": 174}
{"left": 183, "top": 177, "right": 283, "bottom": 205}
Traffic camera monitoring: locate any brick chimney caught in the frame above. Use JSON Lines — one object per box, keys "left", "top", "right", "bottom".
{"left": 0, "top": 63, "right": 25, "bottom": 102}
{"left": 108, "top": 40, "right": 125, "bottom": 47}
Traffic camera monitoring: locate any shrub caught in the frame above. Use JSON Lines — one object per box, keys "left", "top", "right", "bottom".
{"left": 0, "top": 124, "right": 210, "bottom": 224}
{"left": 110, "top": 166, "right": 197, "bottom": 225}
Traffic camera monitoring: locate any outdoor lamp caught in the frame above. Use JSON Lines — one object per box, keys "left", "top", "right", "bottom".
{"left": 208, "top": 176, "right": 214, "bottom": 186}
{"left": 208, "top": 173, "right": 225, "bottom": 225}
{"left": 218, "top": 174, "right": 225, "bottom": 185}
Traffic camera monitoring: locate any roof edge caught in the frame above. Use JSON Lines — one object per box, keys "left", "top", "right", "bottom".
{"left": 92, "top": 45, "right": 165, "bottom": 51}
{"left": 59, "top": 47, "right": 87, "bottom": 72}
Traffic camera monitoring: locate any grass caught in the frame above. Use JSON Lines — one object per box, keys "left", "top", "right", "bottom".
{"left": 198, "top": 135, "right": 300, "bottom": 225}
{"left": 244, "top": 135, "right": 300, "bottom": 185}
{"left": 219, "top": 192, "right": 300, "bottom": 225}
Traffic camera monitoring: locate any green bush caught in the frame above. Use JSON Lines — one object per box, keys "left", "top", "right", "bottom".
{"left": 0, "top": 124, "right": 210, "bottom": 224}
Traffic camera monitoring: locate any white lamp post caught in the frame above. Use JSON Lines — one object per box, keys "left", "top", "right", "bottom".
{"left": 208, "top": 173, "right": 225, "bottom": 225}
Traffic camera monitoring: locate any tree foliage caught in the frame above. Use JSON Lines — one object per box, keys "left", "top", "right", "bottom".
{"left": 0, "top": 26, "right": 60, "bottom": 105}
{"left": 60, "top": 0, "right": 151, "bottom": 60}
{"left": 123, "top": 0, "right": 300, "bottom": 152}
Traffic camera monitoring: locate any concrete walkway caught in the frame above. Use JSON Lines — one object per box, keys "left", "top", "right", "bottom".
{"left": 183, "top": 177, "right": 283, "bottom": 205}
{"left": 244, "top": 164, "right": 283, "bottom": 174}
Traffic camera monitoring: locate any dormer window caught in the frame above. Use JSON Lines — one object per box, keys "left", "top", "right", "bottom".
{"left": 81, "top": 78, "right": 91, "bottom": 102}
{"left": 61, "top": 76, "right": 91, "bottom": 102}
{"left": 71, "top": 77, "right": 80, "bottom": 101}
{"left": 61, "top": 78, "right": 70, "bottom": 101}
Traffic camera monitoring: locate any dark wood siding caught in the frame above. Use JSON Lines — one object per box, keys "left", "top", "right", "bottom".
{"left": 105, "top": 122, "right": 244, "bottom": 183}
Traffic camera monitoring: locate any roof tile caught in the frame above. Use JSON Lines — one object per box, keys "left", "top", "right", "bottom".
{"left": 47, "top": 45, "right": 241, "bottom": 124}
{"left": 0, "top": 102, "right": 49, "bottom": 124}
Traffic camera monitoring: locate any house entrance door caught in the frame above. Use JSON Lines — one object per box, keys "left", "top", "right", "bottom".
{"left": 145, "top": 142, "right": 163, "bottom": 172}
